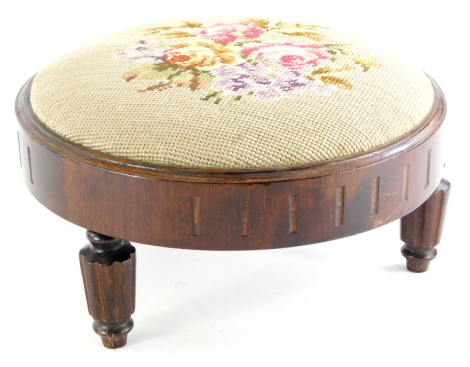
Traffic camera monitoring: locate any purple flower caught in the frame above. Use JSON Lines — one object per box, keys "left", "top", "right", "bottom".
{"left": 213, "top": 62, "right": 334, "bottom": 99}
{"left": 117, "top": 40, "right": 166, "bottom": 64}
{"left": 257, "top": 88, "right": 280, "bottom": 99}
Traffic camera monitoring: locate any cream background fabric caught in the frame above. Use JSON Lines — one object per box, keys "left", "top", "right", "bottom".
{"left": 31, "top": 17, "right": 435, "bottom": 169}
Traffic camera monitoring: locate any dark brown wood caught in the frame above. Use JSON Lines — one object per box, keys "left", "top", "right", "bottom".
{"left": 79, "top": 231, "right": 136, "bottom": 348}
{"left": 16, "top": 76, "right": 447, "bottom": 251}
{"left": 401, "top": 179, "right": 450, "bottom": 272}
{"left": 17, "top": 72, "right": 450, "bottom": 348}
{"left": 17, "top": 72, "right": 449, "bottom": 254}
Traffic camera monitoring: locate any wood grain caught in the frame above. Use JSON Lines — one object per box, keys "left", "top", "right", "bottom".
{"left": 289, "top": 194, "right": 298, "bottom": 234}
{"left": 16, "top": 76, "right": 447, "bottom": 251}
{"left": 17, "top": 73, "right": 450, "bottom": 349}
{"left": 335, "top": 186, "right": 345, "bottom": 226}
{"left": 371, "top": 176, "right": 380, "bottom": 216}
{"left": 401, "top": 179, "right": 450, "bottom": 272}
{"left": 80, "top": 231, "right": 136, "bottom": 348}
{"left": 192, "top": 196, "right": 200, "bottom": 236}
{"left": 241, "top": 197, "right": 249, "bottom": 237}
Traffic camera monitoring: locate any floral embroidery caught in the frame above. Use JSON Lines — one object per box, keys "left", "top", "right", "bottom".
{"left": 198, "top": 22, "right": 264, "bottom": 44}
{"left": 241, "top": 42, "right": 331, "bottom": 70}
{"left": 118, "top": 19, "right": 381, "bottom": 103}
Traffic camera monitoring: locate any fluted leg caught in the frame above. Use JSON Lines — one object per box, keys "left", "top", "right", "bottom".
{"left": 79, "top": 230, "right": 136, "bottom": 348}
{"left": 401, "top": 179, "right": 450, "bottom": 272}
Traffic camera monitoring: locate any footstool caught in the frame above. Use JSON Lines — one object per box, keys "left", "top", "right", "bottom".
{"left": 16, "top": 17, "right": 450, "bottom": 348}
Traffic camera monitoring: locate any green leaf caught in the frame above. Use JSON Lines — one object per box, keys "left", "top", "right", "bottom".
{"left": 143, "top": 27, "right": 173, "bottom": 36}
{"left": 122, "top": 63, "right": 178, "bottom": 82}
{"left": 279, "top": 31, "right": 325, "bottom": 42}
{"left": 321, "top": 76, "right": 353, "bottom": 90}
{"left": 138, "top": 81, "right": 173, "bottom": 92}
{"left": 275, "top": 22, "right": 290, "bottom": 28}
{"left": 151, "top": 31, "right": 195, "bottom": 39}
{"left": 180, "top": 21, "right": 204, "bottom": 28}
{"left": 171, "top": 69, "right": 214, "bottom": 90}
{"left": 295, "top": 23, "right": 330, "bottom": 30}
{"left": 244, "top": 18, "right": 271, "bottom": 29}
{"left": 201, "top": 91, "right": 223, "bottom": 102}
{"left": 311, "top": 65, "right": 354, "bottom": 76}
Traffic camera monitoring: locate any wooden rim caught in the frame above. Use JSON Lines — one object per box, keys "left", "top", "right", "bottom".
{"left": 17, "top": 73, "right": 446, "bottom": 250}
{"left": 16, "top": 75, "right": 446, "bottom": 183}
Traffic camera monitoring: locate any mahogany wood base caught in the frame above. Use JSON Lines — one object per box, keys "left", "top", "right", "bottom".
{"left": 16, "top": 75, "right": 450, "bottom": 348}
{"left": 17, "top": 76, "right": 447, "bottom": 251}
{"left": 76, "top": 179, "right": 449, "bottom": 348}
{"left": 401, "top": 179, "right": 450, "bottom": 273}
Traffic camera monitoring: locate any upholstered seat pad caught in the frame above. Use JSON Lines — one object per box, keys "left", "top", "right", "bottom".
{"left": 30, "top": 17, "right": 434, "bottom": 169}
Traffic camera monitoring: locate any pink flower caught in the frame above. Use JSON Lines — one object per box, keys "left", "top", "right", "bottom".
{"left": 242, "top": 42, "right": 332, "bottom": 69}
{"left": 199, "top": 22, "right": 264, "bottom": 44}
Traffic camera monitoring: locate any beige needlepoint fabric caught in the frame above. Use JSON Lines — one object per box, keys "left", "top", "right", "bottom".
{"left": 31, "top": 17, "right": 435, "bottom": 169}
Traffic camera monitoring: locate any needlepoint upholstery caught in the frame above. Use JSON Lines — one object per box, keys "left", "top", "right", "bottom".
{"left": 30, "top": 17, "right": 435, "bottom": 169}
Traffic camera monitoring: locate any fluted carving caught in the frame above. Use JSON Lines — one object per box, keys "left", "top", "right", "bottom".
{"left": 79, "top": 231, "right": 136, "bottom": 348}
{"left": 401, "top": 179, "right": 450, "bottom": 272}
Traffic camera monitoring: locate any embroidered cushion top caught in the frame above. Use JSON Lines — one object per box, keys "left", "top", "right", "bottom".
{"left": 30, "top": 17, "right": 435, "bottom": 169}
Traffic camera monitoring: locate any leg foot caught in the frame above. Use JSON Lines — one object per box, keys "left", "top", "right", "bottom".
{"left": 79, "top": 231, "right": 136, "bottom": 348}
{"left": 93, "top": 318, "right": 134, "bottom": 348}
{"left": 101, "top": 334, "right": 127, "bottom": 349}
{"left": 400, "top": 178, "right": 450, "bottom": 273}
{"left": 401, "top": 245, "right": 436, "bottom": 273}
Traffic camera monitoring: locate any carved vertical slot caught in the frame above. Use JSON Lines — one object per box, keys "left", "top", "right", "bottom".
{"left": 192, "top": 196, "right": 200, "bottom": 236}
{"left": 17, "top": 132, "right": 22, "bottom": 167}
{"left": 335, "top": 186, "right": 345, "bottom": 226}
{"left": 426, "top": 149, "right": 432, "bottom": 188}
{"left": 371, "top": 177, "right": 380, "bottom": 216}
{"left": 289, "top": 194, "right": 298, "bottom": 234}
{"left": 27, "top": 146, "right": 33, "bottom": 184}
{"left": 241, "top": 197, "right": 249, "bottom": 237}
{"left": 403, "top": 164, "right": 409, "bottom": 202}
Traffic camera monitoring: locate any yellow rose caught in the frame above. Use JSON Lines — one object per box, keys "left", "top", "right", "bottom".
{"left": 163, "top": 41, "right": 240, "bottom": 69}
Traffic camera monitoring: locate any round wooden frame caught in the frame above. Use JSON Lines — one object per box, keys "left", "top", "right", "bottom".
{"left": 17, "top": 76, "right": 446, "bottom": 251}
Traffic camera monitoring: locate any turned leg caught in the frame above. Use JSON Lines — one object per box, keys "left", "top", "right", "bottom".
{"left": 79, "top": 230, "right": 136, "bottom": 348}
{"left": 401, "top": 179, "right": 450, "bottom": 272}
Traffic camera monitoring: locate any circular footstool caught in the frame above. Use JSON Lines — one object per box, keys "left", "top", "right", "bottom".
{"left": 16, "top": 17, "right": 450, "bottom": 348}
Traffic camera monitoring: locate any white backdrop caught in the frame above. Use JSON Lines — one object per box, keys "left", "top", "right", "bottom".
{"left": 1, "top": 1, "right": 468, "bottom": 366}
